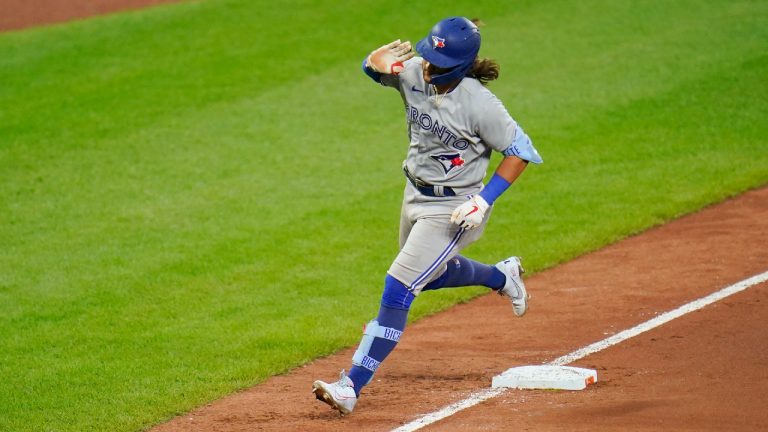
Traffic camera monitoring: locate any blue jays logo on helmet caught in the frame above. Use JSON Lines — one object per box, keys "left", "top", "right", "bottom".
{"left": 416, "top": 17, "right": 481, "bottom": 85}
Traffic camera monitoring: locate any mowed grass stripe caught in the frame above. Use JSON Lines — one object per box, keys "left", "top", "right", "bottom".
{"left": 1, "top": 1, "right": 766, "bottom": 431}
{"left": 477, "top": 49, "right": 768, "bottom": 270}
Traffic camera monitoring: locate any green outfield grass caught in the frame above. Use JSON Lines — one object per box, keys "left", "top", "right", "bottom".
{"left": 1, "top": 0, "right": 766, "bottom": 430}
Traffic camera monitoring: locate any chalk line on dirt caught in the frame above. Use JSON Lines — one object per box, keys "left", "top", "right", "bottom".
{"left": 391, "top": 270, "right": 768, "bottom": 432}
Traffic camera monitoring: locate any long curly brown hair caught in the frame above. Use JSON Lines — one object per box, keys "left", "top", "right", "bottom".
{"left": 467, "top": 57, "right": 500, "bottom": 86}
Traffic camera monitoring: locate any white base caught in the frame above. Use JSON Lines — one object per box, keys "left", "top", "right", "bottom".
{"left": 492, "top": 365, "right": 597, "bottom": 390}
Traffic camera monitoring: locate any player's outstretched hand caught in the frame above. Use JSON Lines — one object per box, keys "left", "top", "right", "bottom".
{"left": 450, "top": 195, "right": 490, "bottom": 230}
{"left": 367, "top": 40, "right": 414, "bottom": 75}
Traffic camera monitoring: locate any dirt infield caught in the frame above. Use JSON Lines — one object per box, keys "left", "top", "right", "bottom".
{"left": 150, "top": 186, "right": 767, "bottom": 431}
{"left": 6, "top": 6, "right": 767, "bottom": 432}
{"left": 0, "top": 0, "right": 180, "bottom": 32}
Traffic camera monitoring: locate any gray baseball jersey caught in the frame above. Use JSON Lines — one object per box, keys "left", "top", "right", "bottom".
{"left": 374, "top": 56, "right": 542, "bottom": 294}
{"left": 380, "top": 57, "right": 542, "bottom": 196}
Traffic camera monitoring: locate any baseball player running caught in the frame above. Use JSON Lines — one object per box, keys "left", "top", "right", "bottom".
{"left": 313, "top": 17, "right": 543, "bottom": 415}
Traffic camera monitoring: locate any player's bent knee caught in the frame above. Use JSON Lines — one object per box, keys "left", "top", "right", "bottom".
{"left": 381, "top": 275, "right": 415, "bottom": 310}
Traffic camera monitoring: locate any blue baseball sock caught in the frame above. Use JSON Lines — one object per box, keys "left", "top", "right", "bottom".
{"left": 422, "top": 255, "right": 506, "bottom": 291}
{"left": 347, "top": 276, "right": 413, "bottom": 397}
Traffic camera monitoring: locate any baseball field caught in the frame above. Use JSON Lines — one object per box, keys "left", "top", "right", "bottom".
{"left": 1, "top": 1, "right": 766, "bottom": 431}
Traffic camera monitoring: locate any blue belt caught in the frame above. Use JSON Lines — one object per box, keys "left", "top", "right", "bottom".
{"left": 403, "top": 166, "right": 456, "bottom": 197}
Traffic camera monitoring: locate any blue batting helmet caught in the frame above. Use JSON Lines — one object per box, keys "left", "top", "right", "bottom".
{"left": 415, "top": 17, "right": 480, "bottom": 85}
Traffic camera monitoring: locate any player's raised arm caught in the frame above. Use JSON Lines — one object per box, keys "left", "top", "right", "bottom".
{"left": 361, "top": 39, "right": 413, "bottom": 83}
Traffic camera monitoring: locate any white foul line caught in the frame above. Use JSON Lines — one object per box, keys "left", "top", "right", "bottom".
{"left": 391, "top": 270, "right": 768, "bottom": 432}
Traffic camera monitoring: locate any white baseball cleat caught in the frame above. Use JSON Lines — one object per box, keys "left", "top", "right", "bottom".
{"left": 495, "top": 256, "right": 530, "bottom": 317}
{"left": 312, "top": 369, "right": 358, "bottom": 415}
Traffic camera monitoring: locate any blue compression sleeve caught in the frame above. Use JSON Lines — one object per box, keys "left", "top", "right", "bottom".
{"left": 422, "top": 255, "right": 506, "bottom": 291}
{"left": 361, "top": 57, "right": 382, "bottom": 83}
{"left": 381, "top": 274, "right": 415, "bottom": 310}
{"left": 347, "top": 276, "right": 412, "bottom": 396}
{"left": 478, "top": 173, "right": 512, "bottom": 205}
